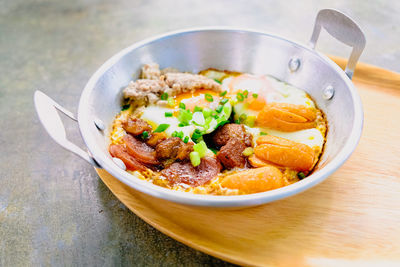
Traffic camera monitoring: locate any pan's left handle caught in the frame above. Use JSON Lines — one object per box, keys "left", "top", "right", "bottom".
{"left": 34, "top": 90, "right": 101, "bottom": 168}
{"left": 309, "top": 9, "right": 366, "bottom": 80}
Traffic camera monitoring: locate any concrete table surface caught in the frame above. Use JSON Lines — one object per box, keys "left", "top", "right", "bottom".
{"left": 0, "top": 0, "right": 399, "bottom": 266}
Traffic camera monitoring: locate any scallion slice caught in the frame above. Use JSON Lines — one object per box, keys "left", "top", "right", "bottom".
{"left": 237, "top": 92, "right": 245, "bottom": 102}
{"left": 161, "top": 92, "right": 168, "bottom": 100}
{"left": 190, "top": 151, "right": 201, "bottom": 167}
{"left": 205, "top": 93, "right": 214, "bottom": 102}
{"left": 154, "top": 124, "right": 170, "bottom": 133}
{"left": 179, "top": 102, "right": 186, "bottom": 109}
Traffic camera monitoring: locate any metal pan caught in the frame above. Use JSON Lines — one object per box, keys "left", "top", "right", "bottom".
{"left": 34, "top": 9, "right": 365, "bottom": 208}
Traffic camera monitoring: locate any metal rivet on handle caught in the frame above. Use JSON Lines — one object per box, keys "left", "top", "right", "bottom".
{"left": 288, "top": 57, "right": 301, "bottom": 72}
{"left": 94, "top": 118, "right": 105, "bottom": 131}
{"left": 323, "top": 85, "right": 335, "bottom": 100}
{"left": 113, "top": 157, "right": 126, "bottom": 170}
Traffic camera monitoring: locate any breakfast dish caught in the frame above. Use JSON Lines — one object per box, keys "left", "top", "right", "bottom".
{"left": 109, "top": 63, "right": 327, "bottom": 195}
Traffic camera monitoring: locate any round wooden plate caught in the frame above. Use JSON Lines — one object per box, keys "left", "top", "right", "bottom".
{"left": 96, "top": 59, "right": 400, "bottom": 266}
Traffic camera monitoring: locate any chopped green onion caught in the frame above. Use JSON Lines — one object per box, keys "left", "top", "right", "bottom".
{"left": 179, "top": 102, "right": 186, "bottom": 109}
{"left": 215, "top": 105, "right": 223, "bottom": 113}
{"left": 167, "top": 97, "right": 175, "bottom": 107}
{"left": 154, "top": 124, "right": 170, "bottom": 133}
{"left": 191, "top": 129, "right": 203, "bottom": 143}
{"left": 242, "top": 147, "right": 254, "bottom": 156}
{"left": 190, "top": 151, "right": 201, "bottom": 167}
{"left": 243, "top": 90, "right": 249, "bottom": 98}
{"left": 246, "top": 115, "right": 256, "bottom": 127}
{"left": 216, "top": 119, "right": 229, "bottom": 128}
{"left": 237, "top": 92, "right": 245, "bottom": 102}
{"left": 220, "top": 98, "right": 229, "bottom": 105}
{"left": 121, "top": 104, "right": 130, "bottom": 111}
{"left": 252, "top": 93, "right": 258, "bottom": 99}
{"left": 161, "top": 92, "right": 168, "bottom": 100}
{"left": 298, "top": 172, "right": 306, "bottom": 179}
{"left": 142, "top": 131, "right": 149, "bottom": 139}
{"left": 214, "top": 79, "right": 222, "bottom": 84}
{"left": 164, "top": 112, "right": 173, "bottom": 117}
{"left": 194, "top": 106, "right": 203, "bottom": 112}
{"left": 239, "top": 113, "right": 247, "bottom": 123}
{"left": 193, "top": 141, "right": 208, "bottom": 158}
{"left": 178, "top": 122, "right": 187, "bottom": 127}
{"left": 183, "top": 136, "right": 189, "bottom": 143}
{"left": 220, "top": 91, "right": 227, "bottom": 97}
{"left": 260, "top": 132, "right": 268, "bottom": 136}
{"left": 178, "top": 109, "right": 193, "bottom": 125}
{"left": 205, "top": 93, "right": 214, "bottom": 102}
{"left": 176, "top": 131, "right": 184, "bottom": 139}
{"left": 202, "top": 108, "right": 212, "bottom": 118}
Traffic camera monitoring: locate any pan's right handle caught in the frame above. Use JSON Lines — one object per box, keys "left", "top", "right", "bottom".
{"left": 309, "top": 9, "right": 366, "bottom": 80}
{"left": 34, "top": 90, "right": 101, "bottom": 168}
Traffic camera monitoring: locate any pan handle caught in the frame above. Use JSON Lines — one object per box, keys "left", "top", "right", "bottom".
{"left": 309, "top": 9, "right": 366, "bottom": 80}
{"left": 34, "top": 90, "right": 101, "bottom": 168}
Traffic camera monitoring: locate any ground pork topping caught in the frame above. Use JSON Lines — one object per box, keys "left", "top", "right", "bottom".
{"left": 123, "top": 64, "right": 222, "bottom": 106}
{"left": 141, "top": 63, "right": 161, "bottom": 80}
{"left": 162, "top": 72, "right": 222, "bottom": 94}
{"left": 123, "top": 79, "right": 169, "bottom": 105}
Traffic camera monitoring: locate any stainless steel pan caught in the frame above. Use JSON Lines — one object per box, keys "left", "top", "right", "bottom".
{"left": 34, "top": 9, "right": 365, "bottom": 207}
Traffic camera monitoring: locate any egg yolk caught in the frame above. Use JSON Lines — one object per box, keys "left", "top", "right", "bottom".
{"left": 175, "top": 89, "right": 221, "bottom": 110}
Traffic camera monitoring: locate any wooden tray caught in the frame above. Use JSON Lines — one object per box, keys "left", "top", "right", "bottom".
{"left": 96, "top": 57, "right": 400, "bottom": 266}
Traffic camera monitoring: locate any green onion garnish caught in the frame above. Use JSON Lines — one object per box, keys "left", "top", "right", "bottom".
{"left": 246, "top": 115, "right": 256, "bottom": 127}
{"left": 202, "top": 108, "right": 212, "bottom": 118}
{"left": 220, "top": 91, "right": 227, "bottom": 97}
{"left": 260, "top": 132, "right": 268, "bottom": 136}
{"left": 161, "top": 92, "right": 168, "bottom": 100}
{"left": 193, "top": 141, "right": 208, "bottom": 158}
{"left": 190, "top": 151, "right": 201, "bottom": 167}
{"left": 252, "top": 93, "right": 258, "bottom": 99}
{"left": 214, "top": 79, "right": 222, "bottom": 84}
{"left": 194, "top": 106, "right": 203, "bottom": 112}
{"left": 179, "top": 102, "right": 186, "bottom": 109}
{"left": 178, "top": 109, "right": 193, "bottom": 125}
{"left": 121, "top": 104, "right": 130, "bottom": 111}
{"left": 298, "top": 172, "right": 306, "bottom": 179}
{"left": 167, "top": 97, "right": 175, "bottom": 107}
{"left": 142, "top": 131, "right": 149, "bottom": 139}
{"left": 183, "top": 136, "right": 189, "bottom": 143}
{"left": 178, "top": 122, "right": 187, "bottom": 127}
{"left": 215, "top": 105, "right": 223, "bottom": 113}
{"left": 242, "top": 147, "right": 254, "bottom": 156}
{"left": 164, "top": 112, "right": 173, "bottom": 117}
{"left": 239, "top": 113, "right": 247, "bottom": 123}
{"left": 220, "top": 98, "right": 229, "bottom": 105}
{"left": 176, "top": 131, "right": 184, "bottom": 139}
{"left": 205, "top": 93, "right": 214, "bottom": 102}
{"left": 237, "top": 92, "right": 245, "bottom": 101}
{"left": 191, "top": 129, "right": 203, "bottom": 143}
{"left": 154, "top": 124, "right": 170, "bottom": 133}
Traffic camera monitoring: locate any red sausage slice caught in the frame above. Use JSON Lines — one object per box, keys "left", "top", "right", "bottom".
{"left": 123, "top": 134, "right": 159, "bottom": 165}
{"left": 109, "top": 144, "right": 147, "bottom": 172}
{"left": 160, "top": 157, "right": 221, "bottom": 186}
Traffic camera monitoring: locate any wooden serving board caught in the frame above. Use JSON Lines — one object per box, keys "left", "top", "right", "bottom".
{"left": 95, "top": 58, "right": 400, "bottom": 267}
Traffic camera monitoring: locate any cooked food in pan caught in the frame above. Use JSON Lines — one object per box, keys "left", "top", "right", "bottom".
{"left": 109, "top": 63, "right": 327, "bottom": 195}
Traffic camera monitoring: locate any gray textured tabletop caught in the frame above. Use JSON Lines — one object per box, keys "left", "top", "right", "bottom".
{"left": 0, "top": 0, "right": 399, "bottom": 266}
